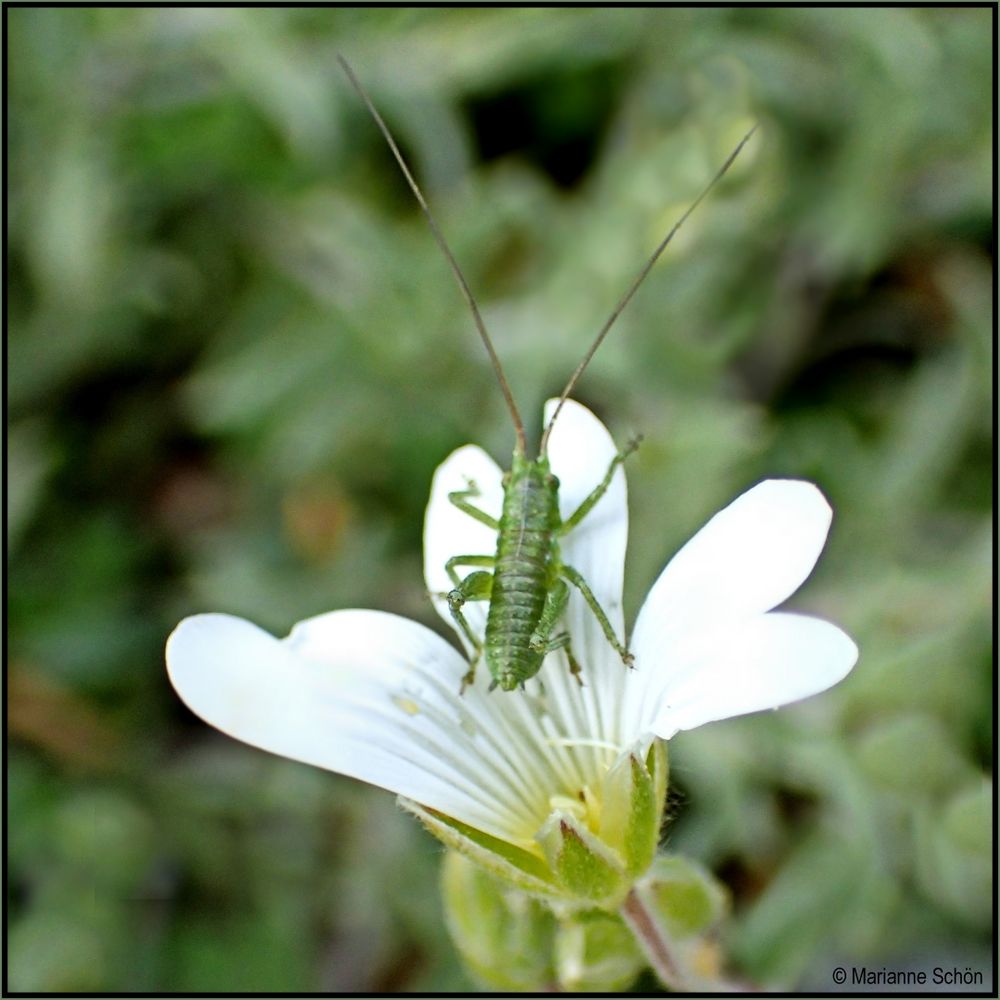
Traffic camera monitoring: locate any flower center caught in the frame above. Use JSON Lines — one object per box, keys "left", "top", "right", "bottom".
{"left": 548, "top": 783, "right": 602, "bottom": 834}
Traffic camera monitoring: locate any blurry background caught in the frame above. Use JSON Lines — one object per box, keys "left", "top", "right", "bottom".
{"left": 7, "top": 7, "right": 993, "bottom": 993}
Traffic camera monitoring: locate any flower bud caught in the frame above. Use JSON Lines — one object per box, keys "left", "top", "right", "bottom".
{"left": 441, "top": 851, "right": 556, "bottom": 991}
{"left": 636, "top": 853, "right": 729, "bottom": 940}
{"left": 619, "top": 854, "right": 733, "bottom": 990}
{"left": 553, "top": 909, "right": 644, "bottom": 992}
{"left": 442, "top": 850, "right": 649, "bottom": 992}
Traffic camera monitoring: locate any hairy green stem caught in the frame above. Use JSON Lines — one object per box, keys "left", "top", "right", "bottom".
{"left": 620, "top": 886, "right": 688, "bottom": 990}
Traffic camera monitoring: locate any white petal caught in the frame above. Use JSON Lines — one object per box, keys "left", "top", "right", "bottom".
{"left": 422, "top": 445, "right": 505, "bottom": 646}
{"left": 634, "top": 479, "right": 832, "bottom": 641}
{"left": 535, "top": 399, "right": 632, "bottom": 752}
{"left": 543, "top": 398, "right": 628, "bottom": 642}
{"left": 646, "top": 612, "right": 858, "bottom": 739}
{"left": 166, "top": 610, "right": 551, "bottom": 843}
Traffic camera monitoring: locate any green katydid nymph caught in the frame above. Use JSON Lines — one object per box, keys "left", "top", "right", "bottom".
{"left": 338, "top": 56, "right": 754, "bottom": 693}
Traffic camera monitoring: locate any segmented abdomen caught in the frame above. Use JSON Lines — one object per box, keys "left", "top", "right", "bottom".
{"left": 484, "top": 466, "right": 560, "bottom": 688}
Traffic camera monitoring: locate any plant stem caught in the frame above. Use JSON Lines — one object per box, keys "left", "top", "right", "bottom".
{"left": 620, "top": 886, "right": 688, "bottom": 991}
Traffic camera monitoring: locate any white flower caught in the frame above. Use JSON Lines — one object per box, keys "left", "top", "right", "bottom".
{"left": 166, "top": 400, "right": 857, "bottom": 860}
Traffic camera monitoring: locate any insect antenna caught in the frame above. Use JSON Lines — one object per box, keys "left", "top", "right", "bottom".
{"left": 337, "top": 55, "right": 528, "bottom": 455}
{"left": 539, "top": 123, "right": 758, "bottom": 455}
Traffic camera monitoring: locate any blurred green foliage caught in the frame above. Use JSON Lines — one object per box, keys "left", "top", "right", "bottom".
{"left": 7, "top": 7, "right": 993, "bottom": 992}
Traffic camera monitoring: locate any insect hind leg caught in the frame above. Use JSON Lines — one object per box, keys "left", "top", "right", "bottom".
{"left": 537, "top": 631, "right": 585, "bottom": 687}
{"left": 560, "top": 563, "right": 633, "bottom": 668}
{"left": 528, "top": 579, "right": 585, "bottom": 686}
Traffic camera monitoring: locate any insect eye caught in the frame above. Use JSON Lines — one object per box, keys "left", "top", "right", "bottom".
{"left": 547, "top": 474, "right": 560, "bottom": 488}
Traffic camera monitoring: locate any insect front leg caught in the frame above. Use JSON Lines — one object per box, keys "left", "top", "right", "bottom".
{"left": 560, "top": 563, "right": 634, "bottom": 668}
{"left": 443, "top": 554, "right": 494, "bottom": 691}
{"left": 528, "top": 579, "right": 584, "bottom": 686}
{"left": 559, "top": 435, "right": 642, "bottom": 534}
{"left": 448, "top": 481, "right": 500, "bottom": 531}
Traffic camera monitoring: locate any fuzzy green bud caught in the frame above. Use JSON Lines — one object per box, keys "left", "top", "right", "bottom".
{"left": 638, "top": 854, "right": 729, "bottom": 940}
{"left": 553, "top": 909, "right": 645, "bottom": 992}
{"left": 442, "top": 851, "right": 646, "bottom": 992}
{"left": 441, "top": 851, "right": 557, "bottom": 991}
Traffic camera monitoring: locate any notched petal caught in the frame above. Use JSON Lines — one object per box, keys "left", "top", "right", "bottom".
{"left": 167, "top": 609, "right": 537, "bottom": 841}
{"left": 166, "top": 613, "right": 299, "bottom": 749}
{"left": 633, "top": 479, "right": 834, "bottom": 643}
{"left": 651, "top": 612, "right": 859, "bottom": 738}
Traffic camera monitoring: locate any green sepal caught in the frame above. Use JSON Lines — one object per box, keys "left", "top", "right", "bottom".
{"left": 600, "top": 739, "right": 668, "bottom": 876}
{"left": 637, "top": 853, "right": 729, "bottom": 940}
{"left": 538, "top": 811, "right": 628, "bottom": 908}
{"left": 441, "top": 851, "right": 557, "bottom": 991}
{"left": 400, "top": 798, "right": 561, "bottom": 899}
{"left": 553, "top": 909, "right": 644, "bottom": 992}
{"left": 650, "top": 738, "right": 668, "bottom": 819}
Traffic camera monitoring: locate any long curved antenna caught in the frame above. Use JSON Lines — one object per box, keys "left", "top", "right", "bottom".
{"left": 539, "top": 124, "right": 757, "bottom": 455}
{"left": 337, "top": 55, "right": 528, "bottom": 455}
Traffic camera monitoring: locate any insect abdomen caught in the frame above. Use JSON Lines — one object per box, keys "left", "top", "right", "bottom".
{"left": 484, "top": 457, "right": 560, "bottom": 691}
